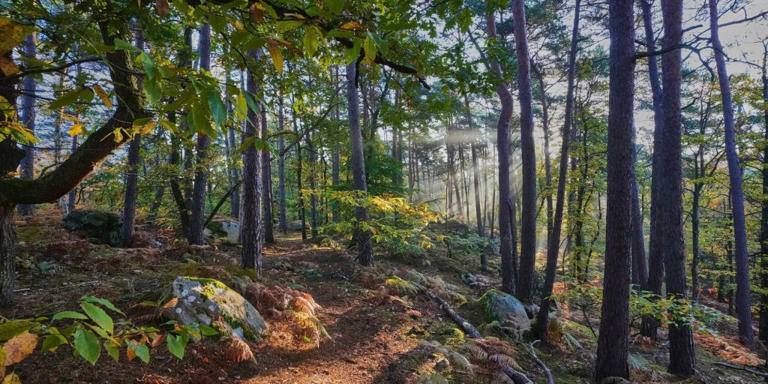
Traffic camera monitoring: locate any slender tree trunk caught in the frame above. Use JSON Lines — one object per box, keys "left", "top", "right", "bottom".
{"left": 262, "top": 97, "right": 274, "bottom": 243}
{"left": 532, "top": 63, "right": 553, "bottom": 240}
{"left": 278, "top": 95, "right": 288, "bottom": 232}
{"left": 189, "top": 24, "right": 212, "bottom": 245}
{"left": 294, "top": 107, "right": 307, "bottom": 241}
{"left": 594, "top": 0, "right": 635, "bottom": 380}
{"left": 120, "top": 28, "right": 145, "bottom": 246}
{"left": 306, "top": 132, "right": 318, "bottom": 239}
{"left": 709, "top": 0, "right": 755, "bottom": 347}
{"left": 691, "top": 182, "right": 701, "bottom": 301}
{"left": 332, "top": 66, "right": 341, "bottom": 222}
{"left": 485, "top": 2, "right": 516, "bottom": 294}
{"left": 640, "top": 0, "right": 666, "bottom": 340}
{"left": 241, "top": 52, "right": 263, "bottom": 275}
{"left": 631, "top": 173, "right": 648, "bottom": 286}
{"left": 759, "top": 42, "right": 768, "bottom": 353}
{"left": 17, "top": 33, "right": 36, "bottom": 217}
{"left": 510, "top": 0, "right": 538, "bottom": 302}
{"left": 534, "top": 0, "right": 580, "bottom": 341}
{"left": 346, "top": 63, "right": 373, "bottom": 266}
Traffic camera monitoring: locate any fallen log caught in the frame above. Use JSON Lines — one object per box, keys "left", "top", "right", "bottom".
{"left": 713, "top": 361, "right": 768, "bottom": 378}
{"left": 427, "top": 291, "right": 533, "bottom": 384}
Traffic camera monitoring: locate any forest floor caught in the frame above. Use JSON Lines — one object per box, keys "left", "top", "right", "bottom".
{"left": 1, "top": 208, "right": 765, "bottom": 383}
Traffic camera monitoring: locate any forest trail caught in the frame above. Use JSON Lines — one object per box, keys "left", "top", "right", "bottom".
{"left": 2, "top": 210, "right": 765, "bottom": 384}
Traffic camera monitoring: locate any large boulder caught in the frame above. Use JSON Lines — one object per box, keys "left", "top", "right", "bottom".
{"left": 479, "top": 289, "right": 531, "bottom": 334}
{"left": 167, "top": 277, "right": 267, "bottom": 341}
{"left": 205, "top": 220, "right": 240, "bottom": 243}
{"left": 63, "top": 210, "right": 121, "bottom": 246}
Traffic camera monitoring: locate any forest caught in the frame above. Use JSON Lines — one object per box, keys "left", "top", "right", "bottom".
{"left": 1, "top": 0, "right": 768, "bottom": 382}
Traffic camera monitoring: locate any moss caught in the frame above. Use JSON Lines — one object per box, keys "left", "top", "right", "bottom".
{"left": 438, "top": 326, "right": 465, "bottom": 347}
{"left": 385, "top": 276, "right": 423, "bottom": 296}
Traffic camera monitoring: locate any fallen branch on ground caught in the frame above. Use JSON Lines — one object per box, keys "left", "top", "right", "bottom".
{"left": 713, "top": 362, "right": 768, "bottom": 377}
{"left": 529, "top": 340, "right": 554, "bottom": 384}
{"left": 426, "top": 291, "right": 533, "bottom": 384}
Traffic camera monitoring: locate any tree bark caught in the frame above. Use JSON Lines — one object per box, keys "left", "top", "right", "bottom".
{"left": 262, "top": 97, "right": 274, "bottom": 243}
{"left": 346, "top": 63, "right": 373, "bottom": 266}
{"left": 278, "top": 94, "right": 288, "bottom": 232}
{"left": 188, "top": 24, "right": 212, "bottom": 245}
{"left": 241, "top": 51, "right": 263, "bottom": 274}
{"left": 640, "top": 0, "right": 666, "bottom": 340}
{"left": 510, "top": 0, "right": 538, "bottom": 303}
{"left": 485, "top": 2, "right": 516, "bottom": 294}
{"left": 759, "top": 41, "right": 768, "bottom": 353}
{"left": 594, "top": 0, "right": 635, "bottom": 380}
{"left": 708, "top": 0, "right": 755, "bottom": 347}
{"left": 120, "top": 28, "right": 145, "bottom": 247}
{"left": 534, "top": 0, "right": 580, "bottom": 341}
{"left": 17, "top": 33, "right": 36, "bottom": 217}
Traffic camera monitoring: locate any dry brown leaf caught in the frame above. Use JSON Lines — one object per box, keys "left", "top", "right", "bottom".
{"left": 3, "top": 331, "right": 38, "bottom": 366}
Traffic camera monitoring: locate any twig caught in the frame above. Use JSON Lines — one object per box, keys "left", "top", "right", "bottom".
{"left": 713, "top": 362, "right": 768, "bottom": 378}
{"left": 529, "top": 340, "right": 554, "bottom": 384}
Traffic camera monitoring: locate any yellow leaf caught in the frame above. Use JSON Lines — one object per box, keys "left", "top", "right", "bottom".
{"left": 249, "top": 2, "right": 265, "bottom": 23}
{"left": 133, "top": 120, "right": 155, "bottom": 135}
{"left": 68, "top": 124, "right": 83, "bottom": 137}
{"left": 2, "top": 373, "right": 21, "bottom": 384}
{"left": 112, "top": 128, "right": 123, "bottom": 143}
{"left": 339, "top": 21, "right": 364, "bottom": 31}
{"left": 0, "top": 17, "right": 29, "bottom": 55}
{"left": 161, "top": 297, "right": 178, "bottom": 309}
{"left": 3, "top": 331, "right": 38, "bottom": 366}
{"left": 266, "top": 40, "right": 283, "bottom": 75}
{"left": 92, "top": 84, "right": 112, "bottom": 109}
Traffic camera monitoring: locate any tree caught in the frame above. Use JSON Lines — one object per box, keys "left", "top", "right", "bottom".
{"left": 346, "top": 63, "right": 373, "bottom": 266}
{"left": 241, "top": 50, "right": 263, "bottom": 274}
{"left": 659, "top": 0, "right": 695, "bottom": 375}
{"left": 510, "top": 0, "right": 538, "bottom": 303}
{"left": 534, "top": 0, "right": 581, "bottom": 341}
{"left": 120, "top": 28, "right": 145, "bottom": 246}
{"left": 594, "top": 0, "right": 635, "bottom": 380}
{"left": 17, "top": 33, "right": 36, "bottom": 217}
{"left": 484, "top": 1, "right": 516, "bottom": 294}
{"left": 708, "top": 0, "right": 754, "bottom": 347}
{"left": 188, "top": 23, "right": 212, "bottom": 245}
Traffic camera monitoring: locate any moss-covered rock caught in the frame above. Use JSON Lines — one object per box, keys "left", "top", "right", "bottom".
{"left": 478, "top": 289, "right": 531, "bottom": 335}
{"left": 62, "top": 210, "right": 121, "bottom": 246}
{"left": 167, "top": 277, "right": 267, "bottom": 341}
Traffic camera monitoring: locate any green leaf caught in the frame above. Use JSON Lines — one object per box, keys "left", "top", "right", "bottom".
{"left": 303, "top": 27, "right": 320, "bottom": 57}
{"left": 363, "top": 35, "right": 377, "bottom": 64}
{"left": 0, "top": 320, "right": 36, "bottom": 341}
{"left": 104, "top": 341, "right": 119, "bottom": 361}
{"left": 41, "top": 334, "right": 68, "bottom": 352}
{"left": 49, "top": 88, "right": 93, "bottom": 110}
{"left": 138, "top": 52, "right": 156, "bottom": 79}
{"left": 325, "top": 0, "right": 344, "bottom": 14}
{"left": 199, "top": 325, "right": 218, "bottom": 336}
{"left": 234, "top": 92, "right": 248, "bottom": 120}
{"left": 128, "top": 342, "right": 150, "bottom": 363}
{"left": 113, "top": 38, "right": 137, "bottom": 51}
{"left": 81, "top": 296, "right": 125, "bottom": 316}
{"left": 166, "top": 333, "right": 188, "bottom": 359}
{"left": 344, "top": 40, "right": 362, "bottom": 64}
{"left": 244, "top": 92, "right": 261, "bottom": 115}
{"left": 143, "top": 76, "right": 162, "bottom": 104}
{"left": 207, "top": 89, "right": 226, "bottom": 127}
{"left": 51, "top": 311, "right": 88, "bottom": 322}
{"left": 80, "top": 302, "right": 114, "bottom": 335}
{"left": 73, "top": 328, "right": 100, "bottom": 364}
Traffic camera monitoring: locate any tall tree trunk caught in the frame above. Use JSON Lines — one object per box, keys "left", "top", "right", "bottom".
{"left": 485, "top": 2, "right": 516, "bottom": 294}
{"left": 278, "top": 95, "right": 288, "bottom": 232}
{"left": 510, "top": 0, "right": 538, "bottom": 303}
{"left": 294, "top": 106, "right": 307, "bottom": 241}
{"left": 306, "top": 132, "right": 318, "bottom": 239}
{"left": 241, "top": 52, "right": 263, "bottom": 275}
{"left": 594, "top": 0, "right": 635, "bottom": 380}
{"left": 708, "top": 0, "right": 755, "bottom": 347}
{"left": 120, "top": 28, "right": 145, "bottom": 247}
{"left": 0, "top": 204, "right": 16, "bottom": 307}
{"left": 631, "top": 173, "right": 647, "bottom": 286}
{"left": 262, "top": 97, "right": 274, "bottom": 243}
{"left": 189, "top": 24, "right": 211, "bottom": 245}
{"left": 332, "top": 66, "right": 342, "bottom": 222}
{"left": 346, "top": 63, "right": 373, "bottom": 266}
{"left": 17, "top": 33, "right": 36, "bottom": 217}
{"left": 469, "top": 96, "right": 484, "bottom": 237}
{"left": 759, "top": 41, "right": 768, "bottom": 353}
{"left": 640, "top": 0, "right": 666, "bottom": 340}
{"left": 532, "top": 63, "right": 552, "bottom": 240}
{"left": 533, "top": 0, "right": 580, "bottom": 341}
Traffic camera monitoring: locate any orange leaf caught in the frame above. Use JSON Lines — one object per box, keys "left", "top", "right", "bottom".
{"left": 340, "top": 21, "right": 364, "bottom": 31}
{"left": 3, "top": 331, "right": 38, "bottom": 366}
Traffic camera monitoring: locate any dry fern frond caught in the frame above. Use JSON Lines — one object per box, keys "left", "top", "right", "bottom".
{"left": 224, "top": 337, "right": 254, "bottom": 363}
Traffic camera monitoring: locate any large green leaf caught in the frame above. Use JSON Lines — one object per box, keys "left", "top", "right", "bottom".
{"left": 41, "top": 334, "right": 68, "bottom": 352}
{"left": 81, "top": 296, "right": 125, "bottom": 316}
{"left": 128, "top": 342, "right": 150, "bottom": 363}
{"left": 51, "top": 311, "right": 88, "bottom": 322}
{"left": 207, "top": 89, "right": 226, "bottom": 127}
{"left": 166, "top": 333, "right": 188, "bottom": 359}
{"left": 49, "top": 88, "right": 93, "bottom": 111}
{"left": 73, "top": 328, "right": 100, "bottom": 364}
{"left": 80, "top": 302, "right": 114, "bottom": 335}
{"left": 0, "top": 320, "right": 36, "bottom": 341}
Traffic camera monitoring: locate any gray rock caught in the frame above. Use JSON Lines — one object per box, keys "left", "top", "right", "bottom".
{"left": 205, "top": 220, "right": 240, "bottom": 243}
{"left": 167, "top": 277, "right": 267, "bottom": 341}
{"left": 479, "top": 289, "right": 531, "bottom": 334}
